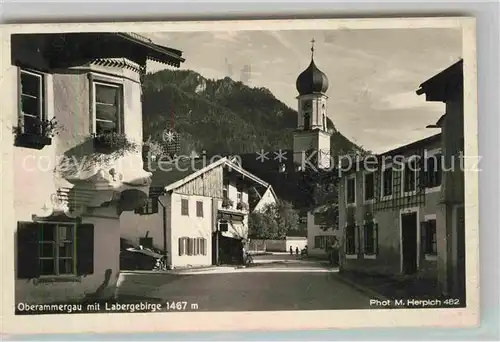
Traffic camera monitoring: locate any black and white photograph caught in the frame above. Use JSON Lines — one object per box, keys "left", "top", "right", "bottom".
{"left": 1, "top": 17, "right": 479, "bottom": 333}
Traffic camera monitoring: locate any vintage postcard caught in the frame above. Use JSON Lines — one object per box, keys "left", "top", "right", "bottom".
{"left": 1, "top": 17, "right": 479, "bottom": 335}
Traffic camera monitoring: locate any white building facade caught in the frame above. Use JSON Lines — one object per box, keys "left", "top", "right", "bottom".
{"left": 3, "top": 32, "right": 184, "bottom": 308}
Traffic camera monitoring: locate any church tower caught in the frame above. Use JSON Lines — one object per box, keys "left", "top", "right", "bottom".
{"left": 293, "top": 39, "right": 332, "bottom": 170}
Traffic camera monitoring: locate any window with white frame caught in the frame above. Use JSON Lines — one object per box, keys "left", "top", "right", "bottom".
{"left": 135, "top": 197, "right": 159, "bottom": 215}
{"left": 181, "top": 198, "right": 189, "bottom": 216}
{"left": 345, "top": 176, "right": 356, "bottom": 205}
{"left": 381, "top": 167, "right": 393, "bottom": 197}
{"left": 364, "top": 172, "right": 375, "bottom": 202}
{"left": 403, "top": 157, "right": 417, "bottom": 193}
{"left": 19, "top": 69, "right": 44, "bottom": 135}
{"left": 425, "top": 152, "right": 442, "bottom": 189}
{"left": 222, "top": 180, "right": 229, "bottom": 199}
{"left": 93, "top": 81, "right": 122, "bottom": 135}
{"left": 236, "top": 183, "right": 243, "bottom": 203}
{"left": 196, "top": 201, "right": 204, "bottom": 218}
{"left": 421, "top": 218, "right": 437, "bottom": 257}
{"left": 17, "top": 221, "right": 95, "bottom": 279}
{"left": 38, "top": 224, "right": 75, "bottom": 276}
{"left": 363, "top": 220, "right": 378, "bottom": 256}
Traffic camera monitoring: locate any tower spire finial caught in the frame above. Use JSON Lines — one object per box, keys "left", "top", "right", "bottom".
{"left": 310, "top": 38, "right": 315, "bottom": 59}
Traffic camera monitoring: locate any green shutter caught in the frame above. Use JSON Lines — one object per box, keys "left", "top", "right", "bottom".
{"left": 76, "top": 224, "right": 94, "bottom": 276}
{"left": 17, "top": 222, "right": 40, "bottom": 279}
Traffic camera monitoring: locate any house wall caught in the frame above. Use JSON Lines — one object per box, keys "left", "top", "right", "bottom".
{"left": 15, "top": 206, "right": 121, "bottom": 304}
{"left": 175, "top": 165, "right": 224, "bottom": 198}
{"left": 5, "top": 40, "right": 147, "bottom": 305}
{"left": 438, "top": 88, "right": 465, "bottom": 297}
{"left": 307, "top": 210, "right": 341, "bottom": 257}
{"left": 338, "top": 147, "right": 442, "bottom": 278}
{"left": 227, "top": 179, "right": 249, "bottom": 208}
{"left": 286, "top": 237, "right": 308, "bottom": 252}
{"left": 219, "top": 179, "right": 249, "bottom": 240}
{"left": 253, "top": 187, "right": 277, "bottom": 212}
{"left": 169, "top": 192, "right": 213, "bottom": 268}
{"left": 119, "top": 195, "right": 169, "bottom": 251}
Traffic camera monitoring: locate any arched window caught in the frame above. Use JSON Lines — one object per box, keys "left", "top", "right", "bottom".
{"left": 304, "top": 112, "right": 311, "bottom": 130}
{"left": 322, "top": 114, "right": 326, "bottom": 131}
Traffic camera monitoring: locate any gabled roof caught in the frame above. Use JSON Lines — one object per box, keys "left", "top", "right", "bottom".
{"left": 149, "top": 156, "right": 271, "bottom": 195}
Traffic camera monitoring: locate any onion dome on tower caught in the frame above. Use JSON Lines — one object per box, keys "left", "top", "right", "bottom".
{"left": 296, "top": 38, "right": 329, "bottom": 95}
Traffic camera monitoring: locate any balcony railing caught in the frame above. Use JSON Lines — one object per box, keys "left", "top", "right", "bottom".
{"left": 220, "top": 197, "right": 249, "bottom": 213}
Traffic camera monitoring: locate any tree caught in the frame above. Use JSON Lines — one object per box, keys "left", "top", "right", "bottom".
{"left": 248, "top": 199, "right": 298, "bottom": 240}
{"left": 295, "top": 167, "right": 339, "bottom": 231}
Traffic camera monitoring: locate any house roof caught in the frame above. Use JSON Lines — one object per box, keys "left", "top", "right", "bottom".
{"left": 148, "top": 156, "right": 272, "bottom": 195}
{"left": 11, "top": 32, "right": 185, "bottom": 70}
{"left": 380, "top": 133, "right": 442, "bottom": 157}
{"left": 416, "top": 59, "right": 463, "bottom": 102}
{"left": 426, "top": 114, "right": 446, "bottom": 128}
{"left": 339, "top": 133, "right": 442, "bottom": 174}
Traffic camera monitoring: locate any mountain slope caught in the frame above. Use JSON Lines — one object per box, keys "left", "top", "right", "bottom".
{"left": 142, "top": 69, "right": 362, "bottom": 157}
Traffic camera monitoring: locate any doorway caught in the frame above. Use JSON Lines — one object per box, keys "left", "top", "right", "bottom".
{"left": 401, "top": 211, "right": 418, "bottom": 275}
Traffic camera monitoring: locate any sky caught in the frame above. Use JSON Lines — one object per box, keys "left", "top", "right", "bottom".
{"left": 144, "top": 28, "right": 462, "bottom": 153}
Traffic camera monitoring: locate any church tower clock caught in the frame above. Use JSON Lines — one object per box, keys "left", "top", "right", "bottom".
{"left": 293, "top": 38, "right": 332, "bottom": 170}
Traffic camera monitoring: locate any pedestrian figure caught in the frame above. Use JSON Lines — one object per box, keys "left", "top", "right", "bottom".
{"left": 295, "top": 246, "right": 299, "bottom": 256}
{"left": 289, "top": 246, "right": 293, "bottom": 255}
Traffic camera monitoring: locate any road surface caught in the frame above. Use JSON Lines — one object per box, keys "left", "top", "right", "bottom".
{"left": 116, "top": 254, "right": 373, "bottom": 311}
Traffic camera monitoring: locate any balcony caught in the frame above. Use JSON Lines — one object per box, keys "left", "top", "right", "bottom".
{"left": 55, "top": 140, "right": 152, "bottom": 216}
{"left": 220, "top": 197, "right": 249, "bottom": 213}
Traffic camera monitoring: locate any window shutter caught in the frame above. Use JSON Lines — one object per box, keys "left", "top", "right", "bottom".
{"left": 373, "top": 223, "right": 379, "bottom": 255}
{"left": 363, "top": 223, "right": 368, "bottom": 253}
{"left": 178, "top": 238, "right": 184, "bottom": 256}
{"left": 355, "top": 225, "right": 361, "bottom": 254}
{"left": 152, "top": 198, "right": 159, "bottom": 214}
{"left": 314, "top": 236, "right": 320, "bottom": 248}
{"left": 420, "top": 221, "right": 428, "bottom": 255}
{"left": 418, "top": 153, "right": 427, "bottom": 190}
{"left": 17, "top": 222, "right": 40, "bottom": 279}
{"left": 76, "top": 224, "right": 94, "bottom": 276}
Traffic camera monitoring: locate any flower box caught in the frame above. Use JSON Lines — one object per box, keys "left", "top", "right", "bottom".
{"left": 92, "top": 132, "right": 137, "bottom": 154}
{"left": 14, "top": 133, "right": 52, "bottom": 149}
{"left": 222, "top": 198, "right": 234, "bottom": 209}
{"left": 237, "top": 202, "right": 249, "bottom": 211}
{"left": 13, "top": 117, "right": 60, "bottom": 150}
